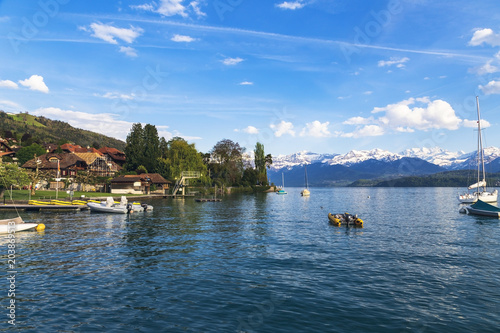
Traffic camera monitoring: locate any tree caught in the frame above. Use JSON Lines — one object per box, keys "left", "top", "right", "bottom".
{"left": 0, "top": 162, "right": 30, "bottom": 198}
{"left": 254, "top": 142, "right": 268, "bottom": 185}
{"left": 143, "top": 124, "right": 160, "bottom": 173}
{"left": 210, "top": 139, "right": 245, "bottom": 185}
{"left": 124, "top": 123, "right": 144, "bottom": 172}
{"left": 16, "top": 143, "right": 47, "bottom": 166}
{"left": 159, "top": 137, "right": 207, "bottom": 182}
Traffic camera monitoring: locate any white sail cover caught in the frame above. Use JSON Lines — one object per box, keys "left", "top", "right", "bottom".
{"left": 468, "top": 180, "right": 486, "bottom": 190}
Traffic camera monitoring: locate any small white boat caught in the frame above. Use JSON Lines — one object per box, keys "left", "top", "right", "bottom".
{"left": 87, "top": 196, "right": 130, "bottom": 214}
{"left": 276, "top": 173, "right": 287, "bottom": 195}
{"left": 0, "top": 216, "right": 41, "bottom": 234}
{"left": 87, "top": 197, "right": 153, "bottom": 214}
{"left": 301, "top": 166, "right": 310, "bottom": 197}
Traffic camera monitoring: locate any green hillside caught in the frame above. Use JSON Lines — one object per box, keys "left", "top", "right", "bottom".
{"left": 0, "top": 111, "right": 126, "bottom": 150}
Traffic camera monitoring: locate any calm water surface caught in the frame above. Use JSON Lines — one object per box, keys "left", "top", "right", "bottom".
{"left": 1, "top": 188, "right": 499, "bottom": 332}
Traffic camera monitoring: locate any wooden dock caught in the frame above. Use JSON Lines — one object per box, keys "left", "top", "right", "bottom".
{"left": 195, "top": 198, "right": 222, "bottom": 202}
{"left": 0, "top": 204, "right": 88, "bottom": 212}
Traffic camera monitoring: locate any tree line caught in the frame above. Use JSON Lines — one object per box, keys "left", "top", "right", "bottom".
{"left": 124, "top": 123, "right": 273, "bottom": 188}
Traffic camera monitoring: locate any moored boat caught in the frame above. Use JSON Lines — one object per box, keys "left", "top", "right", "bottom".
{"left": 328, "top": 212, "right": 363, "bottom": 227}
{"left": 87, "top": 197, "right": 153, "bottom": 213}
{"left": 0, "top": 216, "right": 44, "bottom": 234}
{"left": 460, "top": 199, "right": 500, "bottom": 218}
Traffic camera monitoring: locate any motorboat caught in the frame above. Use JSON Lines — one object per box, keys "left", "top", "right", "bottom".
{"left": 328, "top": 212, "right": 363, "bottom": 227}
{"left": 87, "top": 197, "right": 153, "bottom": 213}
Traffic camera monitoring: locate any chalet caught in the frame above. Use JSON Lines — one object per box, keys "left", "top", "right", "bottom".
{"left": 22, "top": 153, "right": 87, "bottom": 178}
{"left": 0, "top": 139, "right": 15, "bottom": 159}
{"left": 73, "top": 152, "right": 121, "bottom": 177}
{"left": 99, "top": 147, "right": 126, "bottom": 166}
{"left": 140, "top": 173, "right": 171, "bottom": 194}
{"left": 110, "top": 173, "right": 170, "bottom": 194}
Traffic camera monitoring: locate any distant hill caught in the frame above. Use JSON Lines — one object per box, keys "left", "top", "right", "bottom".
{"left": 0, "top": 111, "right": 126, "bottom": 150}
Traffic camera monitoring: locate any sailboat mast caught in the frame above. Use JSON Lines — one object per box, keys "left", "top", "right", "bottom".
{"left": 476, "top": 96, "right": 486, "bottom": 191}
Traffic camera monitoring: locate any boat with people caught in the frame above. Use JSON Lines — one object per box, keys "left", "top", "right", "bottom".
{"left": 87, "top": 196, "right": 153, "bottom": 214}
{"left": 458, "top": 96, "right": 498, "bottom": 203}
{"left": 328, "top": 212, "right": 363, "bottom": 227}
{"left": 0, "top": 216, "right": 45, "bottom": 234}
{"left": 459, "top": 199, "right": 500, "bottom": 218}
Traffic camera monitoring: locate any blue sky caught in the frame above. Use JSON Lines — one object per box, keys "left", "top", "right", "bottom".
{"left": 1, "top": 0, "right": 500, "bottom": 156}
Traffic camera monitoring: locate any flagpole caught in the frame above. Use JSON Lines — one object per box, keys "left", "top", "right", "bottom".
{"left": 56, "top": 159, "right": 60, "bottom": 199}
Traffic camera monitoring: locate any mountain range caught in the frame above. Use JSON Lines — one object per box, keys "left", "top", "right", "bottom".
{"left": 268, "top": 147, "right": 500, "bottom": 187}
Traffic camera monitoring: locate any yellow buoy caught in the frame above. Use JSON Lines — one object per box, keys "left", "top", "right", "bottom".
{"left": 36, "top": 224, "right": 46, "bottom": 232}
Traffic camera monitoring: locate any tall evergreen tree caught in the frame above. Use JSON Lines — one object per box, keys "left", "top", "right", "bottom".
{"left": 254, "top": 142, "right": 268, "bottom": 185}
{"left": 143, "top": 124, "right": 160, "bottom": 173}
{"left": 124, "top": 123, "right": 144, "bottom": 172}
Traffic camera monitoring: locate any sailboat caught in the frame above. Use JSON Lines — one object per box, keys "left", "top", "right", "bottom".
{"left": 276, "top": 172, "right": 287, "bottom": 195}
{"left": 301, "top": 165, "right": 310, "bottom": 197}
{"left": 458, "top": 96, "right": 498, "bottom": 203}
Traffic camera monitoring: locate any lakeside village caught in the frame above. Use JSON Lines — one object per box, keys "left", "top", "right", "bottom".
{"left": 0, "top": 122, "right": 274, "bottom": 201}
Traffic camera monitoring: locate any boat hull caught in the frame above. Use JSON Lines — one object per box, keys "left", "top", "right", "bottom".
{"left": 458, "top": 190, "right": 498, "bottom": 203}
{"left": 87, "top": 202, "right": 129, "bottom": 214}
{"left": 0, "top": 217, "right": 39, "bottom": 234}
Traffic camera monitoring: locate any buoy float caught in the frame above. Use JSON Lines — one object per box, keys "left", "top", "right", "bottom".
{"left": 36, "top": 224, "right": 46, "bottom": 232}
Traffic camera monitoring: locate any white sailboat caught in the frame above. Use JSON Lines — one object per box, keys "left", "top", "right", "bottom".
{"left": 276, "top": 173, "right": 287, "bottom": 195}
{"left": 301, "top": 165, "right": 310, "bottom": 197}
{"left": 458, "top": 96, "right": 498, "bottom": 203}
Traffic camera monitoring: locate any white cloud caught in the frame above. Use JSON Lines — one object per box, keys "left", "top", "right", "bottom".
{"left": 300, "top": 121, "right": 331, "bottom": 137}
{"left": 276, "top": 1, "right": 306, "bottom": 10}
{"left": 378, "top": 57, "right": 410, "bottom": 68}
{"left": 0, "top": 80, "right": 18, "bottom": 89}
{"left": 95, "top": 92, "right": 135, "bottom": 100}
{"left": 222, "top": 57, "right": 244, "bottom": 66}
{"left": 463, "top": 119, "right": 491, "bottom": 128}
{"left": 18, "top": 75, "right": 49, "bottom": 93}
{"left": 131, "top": 0, "right": 205, "bottom": 18}
{"left": 82, "top": 22, "right": 143, "bottom": 44}
{"left": 32, "top": 107, "right": 135, "bottom": 141}
{"left": 373, "top": 97, "right": 461, "bottom": 131}
{"left": 239, "top": 81, "right": 253, "bottom": 85}
{"left": 157, "top": 0, "right": 188, "bottom": 17}
{"left": 469, "top": 28, "right": 500, "bottom": 47}
{"left": 189, "top": 1, "right": 206, "bottom": 17}
{"left": 340, "top": 97, "right": 462, "bottom": 138}
{"left": 171, "top": 34, "right": 196, "bottom": 42}
{"left": 242, "top": 126, "right": 259, "bottom": 134}
{"left": 270, "top": 121, "right": 295, "bottom": 137}
{"left": 0, "top": 100, "right": 22, "bottom": 111}
{"left": 343, "top": 116, "right": 374, "bottom": 125}
{"left": 119, "top": 46, "right": 138, "bottom": 57}
{"left": 479, "top": 80, "right": 500, "bottom": 95}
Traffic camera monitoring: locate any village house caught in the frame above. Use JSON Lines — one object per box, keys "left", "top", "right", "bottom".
{"left": 21, "top": 152, "right": 88, "bottom": 178}
{"left": 99, "top": 147, "right": 126, "bottom": 167}
{"left": 0, "top": 139, "right": 15, "bottom": 159}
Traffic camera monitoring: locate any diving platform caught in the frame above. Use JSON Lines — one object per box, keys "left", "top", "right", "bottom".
{"left": 172, "top": 171, "right": 201, "bottom": 197}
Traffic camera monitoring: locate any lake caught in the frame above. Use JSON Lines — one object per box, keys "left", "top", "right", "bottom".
{"left": 1, "top": 187, "right": 499, "bottom": 332}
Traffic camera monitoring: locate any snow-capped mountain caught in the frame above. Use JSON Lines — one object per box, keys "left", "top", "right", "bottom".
{"left": 400, "top": 147, "right": 467, "bottom": 169}
{"left": 271, "top": 151, "right": 338, "bottom": 170}
{"left": 324, "top": 148, "right": 401, "bottom": 166}
{"left": 269, "top": 146, "right": 500, "bottom": 172}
